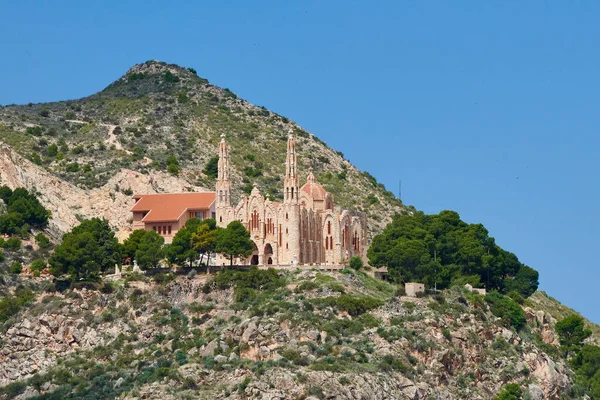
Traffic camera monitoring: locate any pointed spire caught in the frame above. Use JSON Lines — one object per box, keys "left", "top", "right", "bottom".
{"left": 216, "top": 134, "right": 231, "bottom": 208}
{"left": 307, "top": 167, "right": 316, "bottom": 183}
{"left": 284, "top": 134, "right": 299, "bottom": 204}
{"left": 218, "top": 134, "right": 230, "bottom": 182}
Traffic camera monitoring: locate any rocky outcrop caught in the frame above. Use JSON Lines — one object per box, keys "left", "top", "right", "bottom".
{"left": 0, "top": 272, "right": 579, "bottom": 399}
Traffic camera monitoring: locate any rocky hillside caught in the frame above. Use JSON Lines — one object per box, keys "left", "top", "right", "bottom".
{"left": 1, "top": 268, "right": 595, "bottom": 400}
{"left": 0, "top": 61, "right": 406, "bottom": 239}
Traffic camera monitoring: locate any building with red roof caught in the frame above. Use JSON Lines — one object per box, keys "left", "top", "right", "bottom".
{"left": 131, "top": 192, "right": 215, "bottom": 243}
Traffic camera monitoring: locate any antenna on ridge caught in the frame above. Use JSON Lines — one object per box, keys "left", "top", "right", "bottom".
{"left": 398, "top": 179, "right": 402, "bottom": 201}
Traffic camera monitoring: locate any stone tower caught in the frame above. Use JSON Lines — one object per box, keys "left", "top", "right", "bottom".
{"left": 282, "top": 134, "right": 301, "bottom": 264}
{"left": 283, "top": 134, "right": 299, "bottom": 204}
{"left": 215, "top": 134, "right": 231, "bottom": 228}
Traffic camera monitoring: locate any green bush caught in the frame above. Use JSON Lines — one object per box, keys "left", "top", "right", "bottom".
{"left": 349, "top": 256, "right": 363, "bottom": 271}
{"left": 203, "top": 156, "right": 219, "bottom": 179}
{"left": 312, "top": 294, "right": 383, "bottom": 316}
{"left": 378, "top": 354, "right": 409, "bottom": 373}
{"left": 495, "top": 383, "right": 522, "bottom": 400}
{"left": 164, "top": 71, "right": 180, "bottom": 83}
{"left": 3, "top": 236, "right": 22, "bottom": 251}
{"left": 30, "top": 259, "right": 47, "bottom": 272}
{"left": 485, "top": 292, "right": 526, "bottom": 330}
{"left": 9, "top": 261, "right": 22, "bottom": 274}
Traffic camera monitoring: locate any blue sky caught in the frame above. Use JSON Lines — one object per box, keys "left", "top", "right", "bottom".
{"left": 1, "top": 2, "right": 599, "bottom": 322}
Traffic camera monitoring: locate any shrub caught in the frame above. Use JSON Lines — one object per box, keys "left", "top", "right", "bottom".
{"left": 495, "top": 383, "right": 522, "bottom": 400}
{"left": 307, "top": 386, "right": 324, "bottom": 399}
{"left": 9, "top": 261, "right": 23, "bottom": 274}
{"left": 378, "top": 355, "right": 409, "bottom": 373}
{"left": 164, "top": 71, "right": 180, "bottom": 83}
{"left": 3, "top": 237, "right": 22, "bottom": 251}
{"left": 26, "top": 126, "right": 44, "bottom": 136}
{"left": 203, "top": 156, "right": 219, "bottom": 179}
{"left": 349, "top": 256, "right": 363, "bottom": 271}
{"left": 40, "top": 109, "right": 50, "bottom": 117}
{"left": 30, "top": 259, "right": 47, "bottom": 272}
{"left": 485, "top": 292, "right": 526, "bottom": 330}
{"left": 35, "top": 233, "right": 51, "bottom": 249}
{"left": 312, "top": 294, "right": 383, "bottom": 316}
{"left": 442, "top": 328, "right": 452, "bottom": 340}
{"left": 66, "top": 162, "right": 80, "bottom": 172}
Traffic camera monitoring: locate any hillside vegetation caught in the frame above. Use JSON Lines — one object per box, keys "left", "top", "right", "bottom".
{"left": 0, "top": 60, "right": 405, "bottom": 236}
{"left": 0, "top": 268, "right": 591, "bottom": 399}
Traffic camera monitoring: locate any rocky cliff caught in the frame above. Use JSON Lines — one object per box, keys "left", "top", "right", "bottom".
{"left": 0, "top": 269, "right": 590, "bottom": 399}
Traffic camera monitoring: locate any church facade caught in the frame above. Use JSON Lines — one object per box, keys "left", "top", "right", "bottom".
{"left": 216, "top": 134, "right": 367, "bottom": 266}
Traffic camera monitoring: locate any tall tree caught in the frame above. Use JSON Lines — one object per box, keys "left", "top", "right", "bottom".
{"left": 135, "top": 230, "right": 165, "bottom": 269}
{"left": 216, "top": 220, "right": 254, "bottom": 266}
{"left": 555, "top": 315, "right": 592, "bottom": 357}
{"left": 168, "top": 217, "right": 202, "bottom": 266}
{"left": 122, "top": 229, "right": 148, "bottom": 262}
{"left": 191, "top": 219, "right": 219, "bottom": 266}
{"left": 49, "top": 218, "right": 120, "bottom": 280}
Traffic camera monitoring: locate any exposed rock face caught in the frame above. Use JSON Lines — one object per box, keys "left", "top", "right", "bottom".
{"left": 0, "top": 142, "right": 207, "bottom": 240}
{"left": 0, "top": 271, "right": 579, "bottom": 399}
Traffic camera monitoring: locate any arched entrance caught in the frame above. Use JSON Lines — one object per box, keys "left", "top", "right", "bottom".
{"left": 264, "top": 243, "right": 274, "bottom": 265}
{"left": 249, "top": 242, "right": 259, "bottom": 265}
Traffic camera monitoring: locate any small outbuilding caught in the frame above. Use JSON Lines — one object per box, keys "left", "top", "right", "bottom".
{"left": 464, "top": 283, "right": 486, "bottom": 295}
{"left": 405, "top": 282, "right": 425, "bottom": 297}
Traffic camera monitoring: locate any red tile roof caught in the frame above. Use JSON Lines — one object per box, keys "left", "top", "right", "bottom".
{"left": 131, "top": 192, "right": 216, "bottom": 223}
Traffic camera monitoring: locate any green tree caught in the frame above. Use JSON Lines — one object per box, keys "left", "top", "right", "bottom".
{"left": 0, "top": 213, "right": 25, "bottom": 235}
{"left": 503, "top": 265, "right": 539, "bottom": 297}
{"left": 349, "top": 256, "right": 363, "bottom": 271}
{"left": 191, "top": 219, "right": 220, "bottom": 266}
{"left": 35, "top": 233, "right": 51, "bottom": 249}
{"left": 30, "top": 259, "right": 47, "bottom": 273}
{"left": 168, "top": 217, "right": 202, "bottom": 266}
{"left": 121, "top": 229, "right": 148, "bottom": 262}
{"left": 202, "top": 156, "right": 219, "bottom": 179}
{"left": 135, "top": 230, "right": 165, "bottom": 269}
{"left": 49, "top": 218, "right": 120, "bottom": 281}
{"left": 0, "top": 186, "right": 50, "bottom": 229}
{"left": 555, "top": 315, "right": 592, "bottom": 357}
{"left": 367, "top": 211, "right": 538, "bottom": 296}
{"left": 166, "top": 154, "right": 180, "bottom": 176}
{"left": 495, "top": 383, "right": 522, "bottom": 400}
{"left": 485, "top": 292, "right": 526, "bottom": 330}
{"left": 9, "top": 261, "right": 22, "bottom": 274}
{"left": 572, "top": 344, "right": 600, "bottom": 398}
{"left": 216, "top": 221, "right": 254, "bottom": 266}
{"left": 3, "top": 237, "right": 22, "bottom": 251}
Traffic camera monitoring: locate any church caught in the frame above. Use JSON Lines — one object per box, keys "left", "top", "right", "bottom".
{"left": 216, "top": 134, "right": 367, "bottom": 266}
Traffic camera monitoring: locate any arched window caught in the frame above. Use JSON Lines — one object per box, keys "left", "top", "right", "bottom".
{"left": 327, "top": 221, "right": 331, "bottom": 235}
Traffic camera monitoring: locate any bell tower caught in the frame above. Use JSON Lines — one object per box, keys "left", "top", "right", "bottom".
{"left": 216, "top": 134, "right": 231, "bottom": 227}
{"left": 283, "top": 134, "right": 299, "bottom": 204}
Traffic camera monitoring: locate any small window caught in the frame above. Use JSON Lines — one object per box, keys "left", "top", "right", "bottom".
{"left": 195, "top": 211, "right": 204, "bottom": 220}
{"left": 219, "top": 216, "right": 223, "bottom": 222}
{"left": 286, "top": 243, "right": 288, "bottom": 249}
{"left": 168, "top": 226, "right": 172, "bottom": 234}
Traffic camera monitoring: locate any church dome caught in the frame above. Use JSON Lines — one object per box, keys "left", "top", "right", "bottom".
{"left": 300, "top": 169, "right": 327, "bottom": 201}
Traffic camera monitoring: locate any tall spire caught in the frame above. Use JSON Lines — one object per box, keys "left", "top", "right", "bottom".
{"left": 216, "top": 134, "right": 231, "bottom": 207}
{"left": 284, "top": 134, "right": 299, "bottom": 204}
